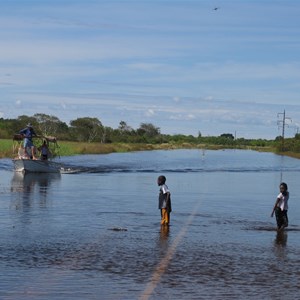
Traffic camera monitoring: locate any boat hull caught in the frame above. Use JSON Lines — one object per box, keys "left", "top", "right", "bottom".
{"left": 13, "top": 159, "right": 61, "bottom": 173}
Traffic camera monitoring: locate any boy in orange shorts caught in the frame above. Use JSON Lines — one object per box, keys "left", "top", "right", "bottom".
{"left": 157, "top": 175, "right": 172, "bottom": 225}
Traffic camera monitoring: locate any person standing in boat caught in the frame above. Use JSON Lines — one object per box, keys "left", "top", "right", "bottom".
{"left": 19, "top": 123, "right": 38, "bottom": 160}
{"left": 271, "top": 182, "right": 289, "bottom": 230}
{"left": 38, "top": 140, "right": 50, "bottom": 160}
{"left": 157, "top": 175, "right": 172, "bottom": 226}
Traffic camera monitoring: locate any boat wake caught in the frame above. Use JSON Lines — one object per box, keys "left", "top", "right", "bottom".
{"left": 58, "top": 164, "right": 300, "bottom": 174}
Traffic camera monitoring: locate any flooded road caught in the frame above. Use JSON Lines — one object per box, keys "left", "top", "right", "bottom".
{"left": 1, "top": 149, "right": 300, "bottom": 299}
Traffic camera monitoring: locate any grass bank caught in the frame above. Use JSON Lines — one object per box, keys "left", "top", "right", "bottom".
{"left": 0, "top": 138, "right": 288, "bottom": 159}
{"left": 47, "top": 141, "right": 241, "bottom": 156}
{"left": 51, "top": 141, "right": 275, "bottom": 156}
{"left": 275, "top": 151, "right": 300, "bottom": 159}
{"left": 0, "top": 139, "right": 14, "bottom": 158}
{"left": 0, "top": 139, "right": 190, "bottom": 158}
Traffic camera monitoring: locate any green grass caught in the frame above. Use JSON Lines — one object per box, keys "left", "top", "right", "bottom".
{"left": 0, "top": 139, "right": 15, "bottom": 158}
{"left": 0, "top": 139, "right": 206, "bottom": 158}
{"left": 0, "top": 139, "right": 171, "bottom": 158}
{"left": 0, "top": 138, "right": 295, "bottom": 159}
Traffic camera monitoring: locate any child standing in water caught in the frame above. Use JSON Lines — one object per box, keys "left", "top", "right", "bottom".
{"left": 271, "top": 182, "right": 289, "bottom": 230}
{"left": 157, "top": 175, "right": 172, "bottom": 226}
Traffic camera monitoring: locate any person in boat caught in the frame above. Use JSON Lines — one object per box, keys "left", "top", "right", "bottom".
{"left": 17, "top": 145, "right": 30, "bottom": 159}
{"left": 19, "top": 123, "right": 38, "bottom": 159}
{"left": 157, "top": 175, "right": 172, "bottom": 226}
{"left": 38, "top": 140, "right": 50, "bottom": 160}
{"left": 271, "top": 182, "right": 289, "bottom": 230}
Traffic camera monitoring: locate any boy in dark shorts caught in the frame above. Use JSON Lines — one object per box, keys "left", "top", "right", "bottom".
{"left": 271, "top": 182, "right": 289, "bottom": 230}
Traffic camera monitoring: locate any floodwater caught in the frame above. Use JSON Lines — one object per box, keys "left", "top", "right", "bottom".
{"left": 0, "top": 149, "right": 300, "bottom": 300}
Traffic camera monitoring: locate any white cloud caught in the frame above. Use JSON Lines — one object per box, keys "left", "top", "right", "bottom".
{"left": 126, "top": 63, "right": 165, "bottom": 71}
{"left": 145, "top": 109, "right": 155, "bottom": 117}
{"left": 60, "top": 102, "right": 67, "bottom": 110}
{"left": 169, "top": 113, "right": 196, "bottom": 121}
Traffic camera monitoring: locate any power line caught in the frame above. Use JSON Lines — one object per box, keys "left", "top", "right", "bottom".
{"left": 277, "top": 110, "right": 292, "bottom": 151}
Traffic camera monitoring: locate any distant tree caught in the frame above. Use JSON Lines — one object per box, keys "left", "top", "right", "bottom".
{"left": 137, "top": 123, "right": 160, "bottom": 137}
{"left": 295, "top": 133, "right": 300, "bottom": 140}
{"left": 55, "top": 122, "right": 70, "bottom": 140}
{"left": 70, "top": 117, "right": 103, "bottom": 142}
{"left": 33, "top": 113, "right": 67, "bottom": 137}
{"left": 220, "top": 133, "right": 234, "bottom": 140}
{"left": 17, "top": 115, "right": 37, "bottom": 129}
{"left": 101, "top": 126, "right": 115, "bottom": 143}
{"left": 114, "top": 121, "right": 136, "bottom": 142}
{"left": 118, "top": 121, "right": 133, "bottom": 133}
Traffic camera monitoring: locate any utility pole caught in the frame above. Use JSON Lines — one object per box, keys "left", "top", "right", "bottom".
{"left": 277, "top": 110, "right": 292, "bottom": 151}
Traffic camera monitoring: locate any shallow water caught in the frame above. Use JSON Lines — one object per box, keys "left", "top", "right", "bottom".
{"left": 0, "top": 149, "right": 300, "bottom": 299}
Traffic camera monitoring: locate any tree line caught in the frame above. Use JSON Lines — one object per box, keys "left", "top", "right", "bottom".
{"left": 0, "top": 113, "right": 298, "bottom": 152}
{"left": 0, "top": 114, "right": 163, "bottom": 143}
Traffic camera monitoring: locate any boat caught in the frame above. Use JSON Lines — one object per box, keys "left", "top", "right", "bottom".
{"left": 12, "top": 134, "right": 61, "bottom": 173}
{"left": 12, "top": 158, "right": 61, "bottom": 173}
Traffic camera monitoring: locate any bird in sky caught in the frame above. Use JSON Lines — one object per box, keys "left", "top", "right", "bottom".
{"left": 213, "top": 7, "right": 220, "bottom": 11}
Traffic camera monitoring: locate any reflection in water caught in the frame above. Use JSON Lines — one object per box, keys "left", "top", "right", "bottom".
{"left": 10, "top": 172, "right": 61, "bottom": 211}
{"left": 273, "top": 230, "right": 288, "bottom": 260}
{"left": 160, "top": 225, "right": 170, "bottom": 242}
{"left": 275, "top": 230, "right": 288, "bottom": 247}
{"left": 158, "top": 225, "right": 170, "bottom": 254}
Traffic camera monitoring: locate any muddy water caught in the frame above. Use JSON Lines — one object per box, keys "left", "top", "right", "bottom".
{"left": 0, "top": 149, "right": 300, "bottom": 299}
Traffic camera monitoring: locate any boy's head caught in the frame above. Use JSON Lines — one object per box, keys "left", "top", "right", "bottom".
{"left": 157, "top": 175, "right": 166, "bottom": 185}
{"left": 280, "top": 182, "right": 288, "bottom": 193}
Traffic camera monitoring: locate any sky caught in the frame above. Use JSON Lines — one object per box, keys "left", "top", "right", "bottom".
{"left": 1, "top": 0, "right": 300, "bottom": 139}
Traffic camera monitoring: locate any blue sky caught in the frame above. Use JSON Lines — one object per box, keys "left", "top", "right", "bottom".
{"left": 1, "top": 0, "right": 300, "bottom": 139}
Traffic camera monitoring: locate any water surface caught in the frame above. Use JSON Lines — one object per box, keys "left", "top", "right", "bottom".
{"left": 0, "top": 149, "right": 300, "bottom": 299}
